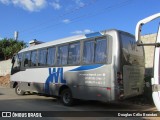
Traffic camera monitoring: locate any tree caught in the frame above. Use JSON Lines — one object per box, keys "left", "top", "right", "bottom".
{"left": 0, "top": 38, "right": 27, "bottom": 60}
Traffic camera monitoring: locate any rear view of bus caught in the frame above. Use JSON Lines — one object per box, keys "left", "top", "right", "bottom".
{"left": 117, "top": 31, "right": 145, "bottom": 100}
{"left": 105, "top": 30, "right": 145, "bottom": 101}
{"left": 10, "top": 29, "right": 145, "bottom": 106}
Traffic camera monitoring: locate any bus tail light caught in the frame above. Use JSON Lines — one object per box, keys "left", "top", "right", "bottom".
{"left": 117, "top": 72, "right": 123, "bottom": 84}
{"left": 106, "top": 87, "right": 111, "bottom": 90}
{"left": 117, "top": 72, "right": 124, "bottom": 99}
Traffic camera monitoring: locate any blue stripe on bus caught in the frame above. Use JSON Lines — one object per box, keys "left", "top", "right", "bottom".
{"left": 85, "top": 32, "right": 102, "bottom": 38}
{"left": 69, "top": 64, "right": 103, "bottom": 71}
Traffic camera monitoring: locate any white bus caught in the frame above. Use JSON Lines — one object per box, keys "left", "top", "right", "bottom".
{"left": 10, "top": 29, "right": 145, "bottom": 106}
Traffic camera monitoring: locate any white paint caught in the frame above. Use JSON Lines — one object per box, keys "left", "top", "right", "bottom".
{"left": 135, "top": 13, "right": 160, "bottom": 111}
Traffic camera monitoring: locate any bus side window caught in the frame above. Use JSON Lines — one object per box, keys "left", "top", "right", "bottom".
{"left": 83, "top": 40, "right": 95, "bottom": 64}
{"left": 47, "top": 47, "right": 56, "bottom": 66}
{"left": 95, "top": 39, "right": 107, "bottom": 63}
{"left": 68, "top": 42, "right": 80, "bottom": 65}
{"left": 18, "top": 53, "right": 22, "bottom": 67}
{"left": 31, "top": 50, "right": 37, "bottom": 67}
{"left": 57, "top": 45, "right": 68, "bottom": 65}
{"left": 38, "top": 49, "right": 47, "bottom": 66}
{"left": 24, "top": 52, "right": 31, "bottom": 67}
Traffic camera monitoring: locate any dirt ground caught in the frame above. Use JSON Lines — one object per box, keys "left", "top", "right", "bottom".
{"left": 0, "top": 74, "right": 10, "bottom": 87}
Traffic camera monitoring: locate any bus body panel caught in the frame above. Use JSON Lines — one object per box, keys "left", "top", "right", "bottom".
{"left": 11, "top": 64, "right": 112, "bottom": 101}
{"left": 103, "top": 30, "right": 120, "bottom": 101}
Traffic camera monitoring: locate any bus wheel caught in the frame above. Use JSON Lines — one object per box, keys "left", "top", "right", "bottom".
{"left": 15, "top": 85, "right": 25, "bottom": 95}
{"left": 61, "top": 89, "right": 74, "bottom": 106}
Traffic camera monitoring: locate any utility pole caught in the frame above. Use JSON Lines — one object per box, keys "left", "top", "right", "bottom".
{"left": 14, "top": 31, "right": 18, "bottom": 40}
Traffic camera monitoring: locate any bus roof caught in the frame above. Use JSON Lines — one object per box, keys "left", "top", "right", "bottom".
{"left": 19, "top": 29, "right": 120, "bottom": 53}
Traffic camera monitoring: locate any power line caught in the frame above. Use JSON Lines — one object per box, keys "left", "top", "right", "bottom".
{"left": 20, "top": 0, "right": 98, "bottom": 34}
{"left": 22, "top": 0, "right": 134, "bottom": 39}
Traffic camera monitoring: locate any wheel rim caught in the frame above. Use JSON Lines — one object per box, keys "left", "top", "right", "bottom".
{"left": 63, "top": 92, "right": 71, "bottom": 104}
{"left": 17, "top": 87, "right": 22, "bottom": 94}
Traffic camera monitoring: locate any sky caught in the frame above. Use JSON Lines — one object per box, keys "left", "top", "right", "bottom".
{"left": 0, "top": 0, "right": 160, "bottom": 43}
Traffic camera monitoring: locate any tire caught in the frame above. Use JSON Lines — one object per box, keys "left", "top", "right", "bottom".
{"left": 61, "top": 89, "right": 74, "bottom": 106}
{"left": 15, "top": 85, "right": 25, "bottom": 95}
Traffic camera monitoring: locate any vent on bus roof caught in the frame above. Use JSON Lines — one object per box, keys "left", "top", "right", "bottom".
{"left": 85, "top": 32, "right": 102, "bottom": 38}
{"left": 29, "top": 39, "right": 44, "bottom": 46}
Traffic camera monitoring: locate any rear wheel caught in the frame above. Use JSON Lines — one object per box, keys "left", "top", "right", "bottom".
{"left": 15, "top": 85, "right": 25, "bottom": 95}
{"left": 61, "top": 89, "right": 74, "bottom": 106}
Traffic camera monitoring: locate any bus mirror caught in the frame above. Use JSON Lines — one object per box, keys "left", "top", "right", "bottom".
{"left": 11, "top": 56, "right": 15, "bottom": 64}
{"left": 11, "top": 54, "right": 17, "bottom": 64}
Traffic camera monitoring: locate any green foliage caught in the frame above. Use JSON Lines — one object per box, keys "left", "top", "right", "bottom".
{"left": 0, "top": 38, "right": 27, "bottom": 60}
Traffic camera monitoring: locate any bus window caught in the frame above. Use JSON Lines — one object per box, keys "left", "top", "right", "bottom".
{"left": 38, "top": 49, "right": 47, "bottom": 66}
{"left": 83, "top": 40, "right": 95, "bottom": 64}
{"left": 68, "top": 42, "right": 80, "bottom": 65}
{"left": 18, "top": 53, "right": 22, "bottom": 67}
{"left": 57, "top": 45, "right": 68, "bottom": 65}
{"left": 95, "top": 39, "right": 107, "bottom": 63}
{"left": 47, "top": 47, "right": 56, "bottom": 66}
{"left": 30, "top": 50, "right": 37, "bottom": 67}
{"left": 24, "top": 52, "right": 31, "bottom": 67}
{"left": 11, "top": 54, "right": 21, "bottom": 75}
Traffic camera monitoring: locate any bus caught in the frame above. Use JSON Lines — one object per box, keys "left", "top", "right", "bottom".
{"left": 10, "top": 29, "right": 145, "bottom": 106}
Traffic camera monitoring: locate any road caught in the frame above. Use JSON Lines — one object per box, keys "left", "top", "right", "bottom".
{"left": 0, "top": 86, "right": 158, "bottom": 120}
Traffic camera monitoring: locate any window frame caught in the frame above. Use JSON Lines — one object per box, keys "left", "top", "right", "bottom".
{"left": 30, "top": 50, "right": 38, "bottom": 67}
{"left": 17, "top": 52, "right": 23, "bottom": 68}
{"left": 46, "top": 47, "right": 56, "bottom": 67}
{"left": 37, "top": 48, "right": 47, "bottom": 67}
{"left": 19, "top": 35, "right": 111, "bottom": 69}
{"left": 68, "top": 41, "right": 81, "bottom": 65}
{"left": 82, "top": 39, "right": 95, "bottom": 64}
{"left": 94, "top": 37, "right": 108, "bottom": 64}
{"left": 57, "top": 44, "right": 69, "bottom": 66}
{"left": 82, "top": 36, "right": 108, "bottom": 65}
{"left": 23, "top": 51, "right": 31, "bottom": 68}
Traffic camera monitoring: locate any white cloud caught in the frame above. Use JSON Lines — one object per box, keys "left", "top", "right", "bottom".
{"left": 0, "top": 0, "right": 86, "bottom": 12}
{"left": 0, "top": 0, "right": 10, "bottom": 5}
{"left": 0, "top": 0, "right": 47, "bottom": 12}
{"left": 12, "top": 0, "right": 47, "bottom": 12}
{"left": 50, "top": 0, "right": 61, "bottom": 10}
{"left": 0, "top": 36, "right": 3, "bottom": 40}
{"left": 62, "top": 19, "right": 70, "bottom": 24}
{"left": 72, "top": 29, "right": 94, "bottom": 35}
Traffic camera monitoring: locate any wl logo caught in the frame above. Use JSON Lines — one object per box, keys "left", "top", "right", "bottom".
{"left": 45, "top": 68, "right": 66, "bottom": 93}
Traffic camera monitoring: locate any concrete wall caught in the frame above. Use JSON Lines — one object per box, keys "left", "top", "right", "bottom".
{"left": 0, "top": 59, "right": 12, "bottom": 76}
{"left": 141, "top": 33, "right": 157, "bottom": 76}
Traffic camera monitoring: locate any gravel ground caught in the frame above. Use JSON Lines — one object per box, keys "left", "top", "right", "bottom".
{"left": 0, "top": 74, "right": 10, "bottom": 87}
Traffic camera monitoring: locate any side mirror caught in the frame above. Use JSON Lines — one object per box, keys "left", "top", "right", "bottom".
{"left": 11, "top": 54, "right": 17, "bottom": 64}
{"left": 12, "top": 56, "right": 15, "bottom": 64}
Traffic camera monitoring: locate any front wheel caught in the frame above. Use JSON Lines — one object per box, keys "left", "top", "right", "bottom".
{"left": 61, "top": 89, "right": 74, "bottom": 106}
{"left": 15, "top": 85, "right": 25, "bottom": 95}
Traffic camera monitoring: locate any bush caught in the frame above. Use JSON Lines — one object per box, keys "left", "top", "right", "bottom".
{"left": 0, "top": 38, "right": 27, "bottom": 60}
